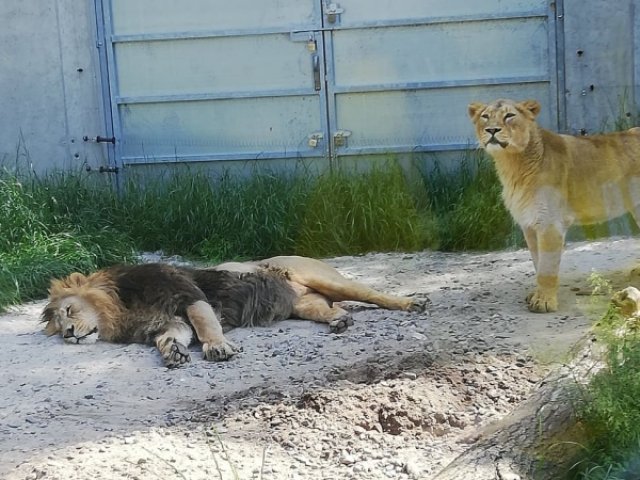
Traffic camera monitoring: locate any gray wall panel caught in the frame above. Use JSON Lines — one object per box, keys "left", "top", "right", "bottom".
{"left": 0, "top": 1, "right": 109, "bottom": 171}
{"left": 563, "top": 0, "right": 636, "bottom": 133}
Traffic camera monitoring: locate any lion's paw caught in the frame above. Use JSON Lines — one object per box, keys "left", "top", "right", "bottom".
{"left": 164, "top": 339, "right": 191, "bottom": 368}
{"left": 329, "top": 314, "right": 354, "bottom": 334}
{"left": 407, "top": 295, "right": 431, "bottom": 313}
{"left": 202, "top": 338, "right": 239, "bottom": 362}
{"left": 526, "top": 290, "right": 558, "bottom": 313}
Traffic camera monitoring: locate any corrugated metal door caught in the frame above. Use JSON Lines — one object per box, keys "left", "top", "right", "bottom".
{"left": 98, "top": 0, "right": 560, "bottom": 167}
{"left": 100, "top": 0, "right": 329, "bottom": 166}
{"left": 324, "top": 0, "right": 561, "bottom": 159}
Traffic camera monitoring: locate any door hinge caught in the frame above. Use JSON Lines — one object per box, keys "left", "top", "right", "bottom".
{"left": 333, "top": 130, "right": 351, "bottom": 148}
{"left": 83, "top": 135, "right": 116, "bottom": 144}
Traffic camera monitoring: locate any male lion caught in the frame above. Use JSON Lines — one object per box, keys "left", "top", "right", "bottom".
{"left": 43, "top": 256, "right": 426, "bottom": 367}
{"left": 468, "top": 98, "right": 640, "bottom": 312}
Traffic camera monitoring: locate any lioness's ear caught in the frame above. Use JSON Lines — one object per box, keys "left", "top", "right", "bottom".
{"left": 467, "top": 102, "right": 485, "bottom": 119}
{"left": 519, "top": 99, "right": 541, "bottom": 118}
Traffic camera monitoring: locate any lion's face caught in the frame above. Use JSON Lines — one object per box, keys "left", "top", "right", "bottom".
{"left": 43, "top": 295, "right": 101, "bottom": 344}
{"left": 42, "top": 271, "right": 121, "bottom": 344}
{"left": 467, "top": 99, "right": 541, "bottom": 154}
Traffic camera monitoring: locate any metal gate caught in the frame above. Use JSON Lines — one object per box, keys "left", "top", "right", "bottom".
{"left": 96, "top": 0, "right": 561, "bottom": 167}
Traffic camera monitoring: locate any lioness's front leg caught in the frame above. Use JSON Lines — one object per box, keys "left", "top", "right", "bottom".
{"left": 523, "top": 227, "right": 539, "bottom": 273}
{"left": 186, "top": 300, "right": 238, "bottom": 361}
{"left": 526, "top": 225, "right": 564, "bottom": 313}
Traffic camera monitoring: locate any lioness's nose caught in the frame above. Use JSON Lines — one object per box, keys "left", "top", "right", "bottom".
{"left": 485, "top": 127, "right": 501, "bottom": 135}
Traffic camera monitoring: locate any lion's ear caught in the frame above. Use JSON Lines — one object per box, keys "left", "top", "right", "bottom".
{"left": 518, "top": 99, "right": 541, "bottom": 118}
{"left": 41, "top": 305, "right": 60, "bottom": 336}
{"left": 43, "top": 321, "right": 60, "bottom": 336}
{"left": 67, "top": 272, "right": 88, "bottom": 287}
{"left": 467, "top": 102, "right": 485, "bottom": 119}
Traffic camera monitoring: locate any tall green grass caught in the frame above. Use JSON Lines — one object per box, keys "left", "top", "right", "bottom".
{"left": 421, "top": 150, "right": 522, "bottom": 251}
{"left": 0, "top": 173, "right": 133, "bottom": 306}
{"left": 296, "top": 163, "right": 438, "bottom": 256}
{"left": 0, "top": 153, "right": 515, "bottom": 310}
{"left": 115, "top": 171, "right": 310, "bottom": 260}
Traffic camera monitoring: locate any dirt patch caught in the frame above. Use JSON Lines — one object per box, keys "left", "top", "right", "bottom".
{"left": 202, "top": 352, "right": 542, "bottom": 479}
{"left": 1, "top": 238, "right": 638, "bottom": 479}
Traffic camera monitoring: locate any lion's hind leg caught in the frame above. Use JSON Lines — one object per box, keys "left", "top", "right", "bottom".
{"left": 293, "top": 293, "right": 354, "bottom": 333}
{"left": 303, "top": 277, "right": 427, "bottom": 313}
{"left": 186, "top": 300, "right": 238, "bottom": 361}
{"left": 155, "top": 318, "right": 193, "bottom": 368}
{"left": 262, "top": 255, "right": 428, "bottom": 312}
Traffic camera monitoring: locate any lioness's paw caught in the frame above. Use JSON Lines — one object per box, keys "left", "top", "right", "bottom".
{"left": 526, "top": 290, "right": 558, "bottom": 313}
{"left": 202, "top": 339, "right": 239, "bottom": 362}
{"left": 329, "top": 314, "right": 354, "bottom": 334}
{"left": 164, "top": 339, "right": 191, "bottom": 368}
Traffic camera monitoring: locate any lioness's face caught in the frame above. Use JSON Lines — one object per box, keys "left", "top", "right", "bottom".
{"left": 467, "top": 99, "right": 541, "bottom": 154}
{"left": 43, "top": 295, "right": 100, "bottom": 344}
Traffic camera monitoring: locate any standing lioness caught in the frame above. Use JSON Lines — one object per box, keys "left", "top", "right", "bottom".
{"left": 468, "top": 98, "right": 640, "bottom": 312}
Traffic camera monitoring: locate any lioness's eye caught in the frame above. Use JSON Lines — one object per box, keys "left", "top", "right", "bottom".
{"left": 66, "top": 305, "right": 72, "bottom": 316}
{"left": 504, "top": 112, "right": 516, "bottom": 120}
{"left": 481, "top": 114, "right": 489, "bottom": 120}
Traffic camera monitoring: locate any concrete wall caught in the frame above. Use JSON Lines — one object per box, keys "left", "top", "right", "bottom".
{"left": 2, "top": 0, "right": 640, "bottom": 173}
{"left": 0, "top": 0, "right": 109, "bottom": 172}
{"left": 563, "top": 0, "right": 637, "bottom": 134}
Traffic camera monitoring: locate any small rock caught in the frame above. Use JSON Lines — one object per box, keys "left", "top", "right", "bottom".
{"left": 404, "top": 460, "right": 421, "bottom": 479}
{"left": 340, "top": 451, "right": 357, "bottom": 465}
{"left": 487, "top": 389, "right": 501, "bottom": 401}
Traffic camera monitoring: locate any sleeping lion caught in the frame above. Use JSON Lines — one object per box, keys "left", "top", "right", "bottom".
{"left": 42, "top": 256, "right": 426, "bottom": 367}
{"left": 468, "top": 98, "right": 640, "bottom": 312}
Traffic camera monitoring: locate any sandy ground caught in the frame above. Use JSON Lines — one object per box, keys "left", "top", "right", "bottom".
{"left": 1, "top": 238, "right": 638, "bottom": 480}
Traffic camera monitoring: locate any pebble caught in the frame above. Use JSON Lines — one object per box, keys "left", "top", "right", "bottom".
{"left": 340, "top": 452, "right": 357, "bottom": 465}
{"left": 404, "top": 460, "right": 422, "bottom": 479}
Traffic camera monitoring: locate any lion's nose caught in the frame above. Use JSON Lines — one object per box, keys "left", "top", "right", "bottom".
{"left": 63, "top": 325, "right": 75, "bottom": 339}
{"left": 485, "top": 127, "right": 501, "bottom": 135}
